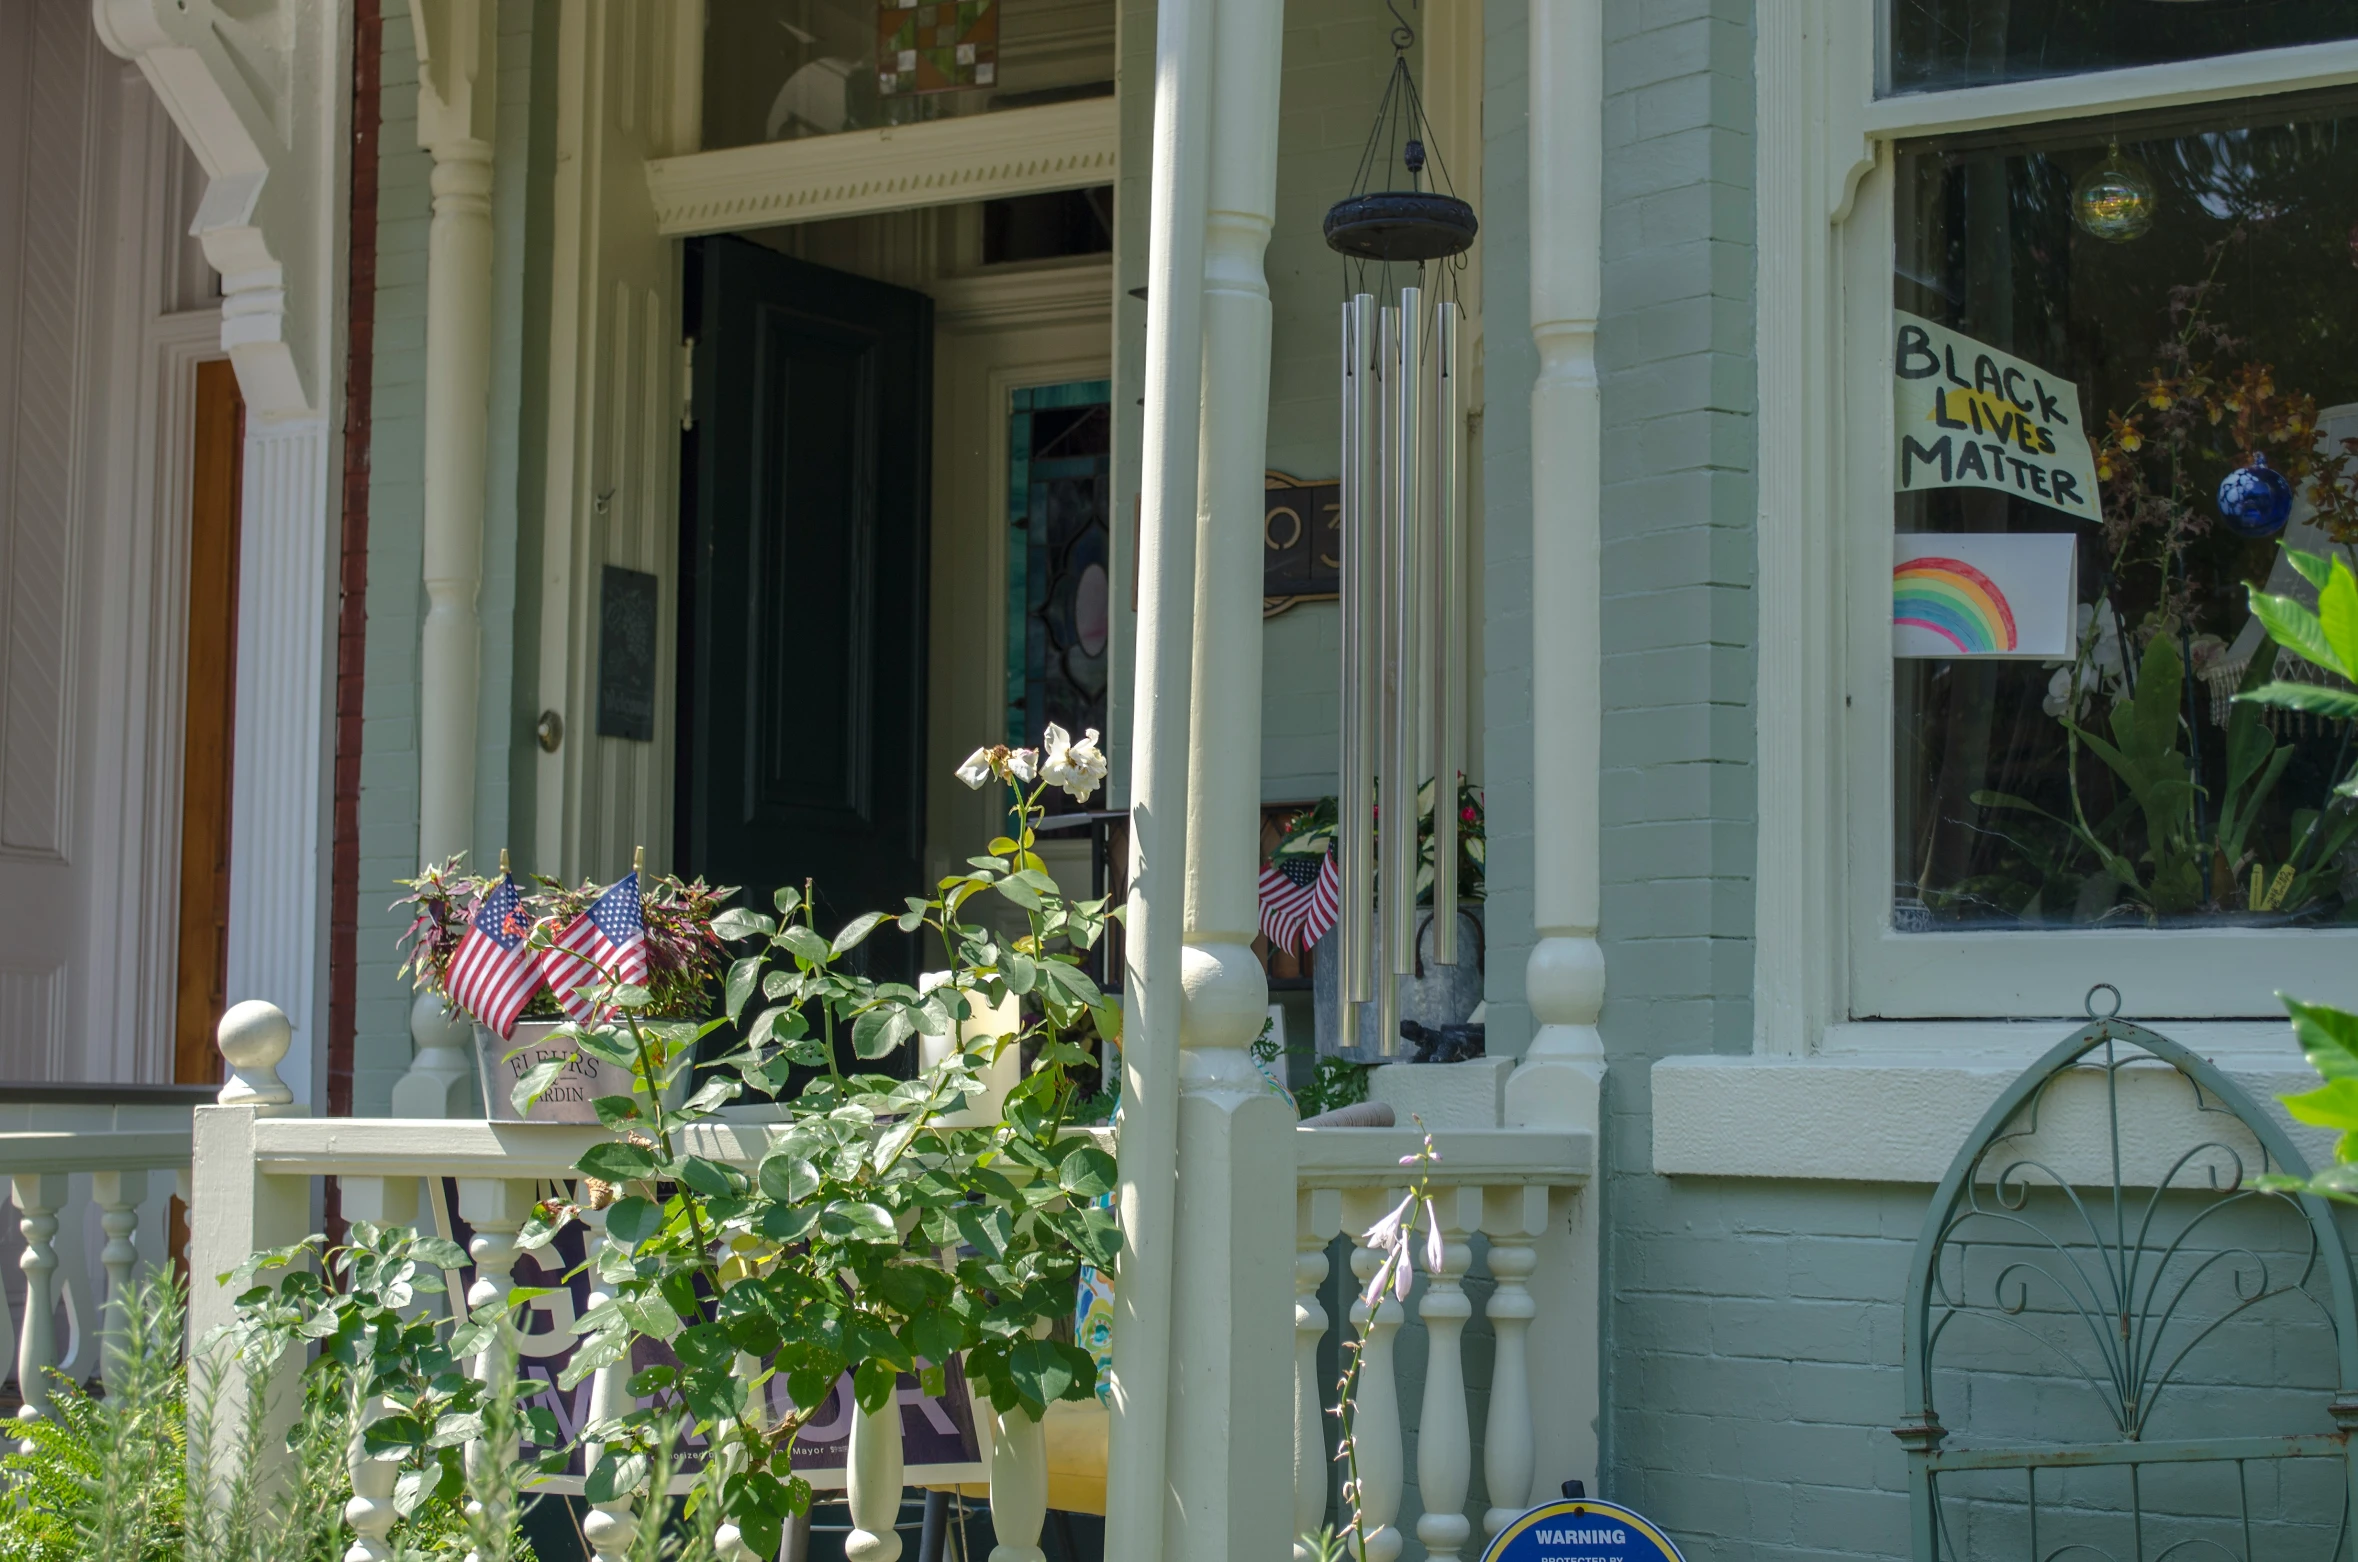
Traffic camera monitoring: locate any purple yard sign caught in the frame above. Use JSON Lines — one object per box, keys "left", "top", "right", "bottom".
{"left": 433, "top": 1181, "right": 989, "bottom": 1495}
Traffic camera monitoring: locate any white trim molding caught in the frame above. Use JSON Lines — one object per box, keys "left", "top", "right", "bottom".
{"left": 1652, "top": 1026, "right": 2329, "bottom": 1184}
{"left": 646, "top": 95, "right": 1118, "bottom": 237}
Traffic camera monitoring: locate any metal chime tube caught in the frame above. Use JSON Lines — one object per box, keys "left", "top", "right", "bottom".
{"left": 1385, "top": 289, "right": 1423, "bottom": 1044}
{"left": 1339, "top": 297, "right": 1380, "bottom": 1026}
{"left": 1430, "top": 300, "right": 1461, "bottom": 963}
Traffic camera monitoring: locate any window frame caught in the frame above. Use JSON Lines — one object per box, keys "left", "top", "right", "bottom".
{"left": 1754, "top": 17, "right": 2358, "bottom": 1046}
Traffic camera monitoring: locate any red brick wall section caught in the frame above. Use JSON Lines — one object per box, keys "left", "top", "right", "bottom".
{"left": 327, "top": 0, "right": 382, "bottom": 1122}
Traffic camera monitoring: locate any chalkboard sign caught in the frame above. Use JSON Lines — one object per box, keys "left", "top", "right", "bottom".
{"left": 1264, "top": 471, "right": 1340, "bottom": 606}
{"left": 1480, "top": 1498, "right": 1688, "bottom": 1562}
{"left": 597, "top": 565, "right": 659, "bottom": 742}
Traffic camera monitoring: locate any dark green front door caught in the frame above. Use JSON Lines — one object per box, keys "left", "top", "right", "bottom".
{"left": 680, "top": 236, "right": 932, "bottom": 967}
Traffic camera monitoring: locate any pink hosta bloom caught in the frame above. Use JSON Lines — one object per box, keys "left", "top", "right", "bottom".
{"left": 1423, "top": 1204, "right": 1445, "bottom": 1275}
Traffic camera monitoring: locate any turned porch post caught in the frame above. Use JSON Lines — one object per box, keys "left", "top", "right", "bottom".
{"left": 1508, "top": 0, "right": 1607, "bottom": 1502}
{"left": 395, "top": 0, "right": 500, "bottom": 1118}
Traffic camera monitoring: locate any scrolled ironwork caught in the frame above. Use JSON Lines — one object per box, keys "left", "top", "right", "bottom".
{"left": 1897, "top": 1005, "right": 2358, "bottom": 1560}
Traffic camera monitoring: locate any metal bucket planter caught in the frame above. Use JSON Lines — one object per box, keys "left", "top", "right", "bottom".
{"left": 473, "top": 1019, "right": 692, "bottom": 1122}
{"left": 1312, "top": 901, "right": 1484, "bottom": 1059}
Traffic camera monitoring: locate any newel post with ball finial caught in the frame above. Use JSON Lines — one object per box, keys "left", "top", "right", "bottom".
{"left": 188, "top": 1000, "right": 315, "bottom": 1503}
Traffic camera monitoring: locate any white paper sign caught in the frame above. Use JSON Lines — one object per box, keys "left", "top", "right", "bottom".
{"left": 1893, "top": 533, "right": 2079, "bottom": 660}
{"left": 1893, "top": 310, "right": 2101, "bottom": 523}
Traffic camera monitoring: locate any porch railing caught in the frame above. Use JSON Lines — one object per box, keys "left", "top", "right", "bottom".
{"left": 20, "top": 1003, "right": 1589, "bottom": 1559}
{"left": 0, "top": 1081, "right": 204, "bottom": 1423}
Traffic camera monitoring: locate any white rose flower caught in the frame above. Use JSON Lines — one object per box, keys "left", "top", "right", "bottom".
{"left": 1041, "top": 724, "right": 1108, "bottom": 801}
{"left": 1007, "top": 747, "right": 1038, "bottom": 783}
{"left": 955, "top": 747, "right": 995, "bottom": 789}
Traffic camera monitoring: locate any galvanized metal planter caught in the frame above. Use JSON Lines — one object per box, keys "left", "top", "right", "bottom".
{"left": 1897, "top": 992, "right": 2358, "bottom": 1560}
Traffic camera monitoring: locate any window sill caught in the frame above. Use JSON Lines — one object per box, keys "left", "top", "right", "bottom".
{"left": 1651, "top": 1022, "right": 2328, "bottom": 1184}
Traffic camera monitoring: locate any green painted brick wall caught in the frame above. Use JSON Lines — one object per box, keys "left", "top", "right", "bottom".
{"left": 355, "top": 0, "right": 543, "bottom": 1114}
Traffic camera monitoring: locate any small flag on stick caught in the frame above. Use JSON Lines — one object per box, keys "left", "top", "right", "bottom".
{"left": 539, "top": 870, "right": 650, "bottom": 1025}
{"left": 1258, "top": 850, "right": 1341, "bottom": 955}
{"left": 445, "top": 872, "right": 542, "bottom": 1040}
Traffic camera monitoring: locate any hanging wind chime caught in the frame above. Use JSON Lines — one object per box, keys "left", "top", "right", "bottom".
{"left": 1330, "top": 4, "right": 1476, "bottom": 1057}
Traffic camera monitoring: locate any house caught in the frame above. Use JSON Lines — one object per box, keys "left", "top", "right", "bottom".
{"left": 6, "top": 0, "right": 2358, "bottom": 1556}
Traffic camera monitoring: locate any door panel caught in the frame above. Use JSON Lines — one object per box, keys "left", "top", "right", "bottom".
{"left": 683, "top": 237, "right": 932, "bottom": 960}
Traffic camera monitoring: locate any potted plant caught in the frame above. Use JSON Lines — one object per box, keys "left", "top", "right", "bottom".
{"left": 394, "top": 859, "right": 737, "bottom": 1122}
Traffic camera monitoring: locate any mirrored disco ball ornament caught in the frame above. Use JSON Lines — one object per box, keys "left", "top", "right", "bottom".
{"left": 2218, "top": 452, "right": 2294, "bottom": 538}
{"left": 2073, "top": 145, "right": 2156, "bottom": 243}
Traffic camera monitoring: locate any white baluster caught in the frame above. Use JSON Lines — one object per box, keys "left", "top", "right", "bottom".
{"left": 1414, "top": 1188, "right": 1481, "bottom": 1562}
{"left": 845, "top": 1394, "right": 905, "bottom": 1562}
{"left": 459, "top": 1179, "right": 532, "bottom": 1561}
{"left": 12, "top": 1173, "right": 65, "bottom": 1446}
{"left": 577, "top": 1204, "right": 641, "bottom": 1562}
{"left": 340, "top": 1177, "right": 419, "bottom": 1562}
{"left": 986, "top": 1399, "right": 1047, "bottom": 1562}
{"left": 1481, "top": 1186, "right": 1548, "bottom": 1534}
{"left": 1343, "top": 1190, "right": 1405, "bottom": 1562}
{"left": 90, "top": 1169, "right": 146, "bottom": 1351}
{"left": 1296, "top": 1187, "right": 1342, "bottom": 1560}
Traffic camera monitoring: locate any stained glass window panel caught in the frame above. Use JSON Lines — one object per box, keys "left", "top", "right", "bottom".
{"left": 1006, "top": 381, "right": 1112, "bottom": 806}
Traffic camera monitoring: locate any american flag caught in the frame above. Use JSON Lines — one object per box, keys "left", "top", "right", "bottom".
{"left": 445, "top": 873, "right": 542, "bottom": 1040}
{"left": 538, "top": 870, "right": 650, "bottom": 1025}
{"left": 1258, "top": 850, "right": 1341, "bottom": 955}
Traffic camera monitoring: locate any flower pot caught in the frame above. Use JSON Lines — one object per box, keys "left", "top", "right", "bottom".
{"left": 472, "top": 1019, "right": 692, "bottom": 1123}
{"left": 1312, "top": 901, "right": 1484, "bottom": 1059}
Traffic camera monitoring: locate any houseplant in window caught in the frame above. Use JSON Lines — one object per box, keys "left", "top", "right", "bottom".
{"left": 394, "top": 858, "right": 738, "bottom": 1121}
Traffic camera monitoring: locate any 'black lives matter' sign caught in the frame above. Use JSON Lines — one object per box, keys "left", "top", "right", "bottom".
{"left": 1893, "top": 310, "right": 2100, "bottom": 523}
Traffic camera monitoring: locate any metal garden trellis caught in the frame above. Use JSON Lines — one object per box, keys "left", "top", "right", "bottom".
{"left": 1896, "top": 987, "right": 2358, "bottom": 1561}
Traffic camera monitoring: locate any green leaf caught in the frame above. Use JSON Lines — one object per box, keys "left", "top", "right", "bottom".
{"left": 852, "top": 1357, "right": 899, "bottom": 1414}
{"left": 758, "top": 1153, "right": 821, "bottom": 1206}
{"left": 781, "top": 925, "right": 833, "bottom": 966}
{"left": 832, "top": 911, "right": 888, "bottom": 954}
{"left": 758, "top": 1203, "right": 820, "bottom": 1243}
{"left": 2285, "top": 994, "right": 2358, "bottom": 1084}
{"left": 726, "top": 955, "right": 764, "bottom": 1020}
{"left": 713, "top": 907, "right": 777, "bottom": 944}
{"left": 995, "top": 876, "right": 1045, "bottom": 911}
{"left": 2288, "top": 547, "right": 2336, "bottom": 591}
{"left": 2284, "top": 1077, "right": 2358, "bottom": 1131}
{"left": 2321, "top": 561, "right": 2358, "bottom": 681}
{"left": 1003, "top": 951, "right": 1038, "bottom": 994}
{"left": 676, "top": 1156, "right": 738, "bottom": 1198}
{"left": 604, "top": 1195, "right": 663, "bottom": 1246}
{"left": 584, "top": 1451, "right": 649, "bottom": 1504}
{"left": 2247, "top": 586, "right": 2349, "bottom": 681}
{"left": 591, "top": 1093, "right": 643, "bottom": 1130}
{"left": 2237, "top": 682, "right": 2358, "bottom": 720}
{"left": 774, "top": 884, "right": 805, "bottom": 917}
{"left": 1006, "top": 1337, "right": 1078, "bottom": 1408}
{"left": 852, "top": 1006, "right": 916, "bottom": 1059}
{"left": 820, "top": 1200, "right": 897, "bottom": 1242}
{"left": 511, "top": 1056, "right": 569, "bottom": 1117}
{"left": 681, "top": 1077, "right": 743, "bottom": 1118}
{"left": 1057, "top": 1145, "right": 1118, "bottom": 1198}
{"left": 576, "top": 1141, "right": 657, "bottom": 1182}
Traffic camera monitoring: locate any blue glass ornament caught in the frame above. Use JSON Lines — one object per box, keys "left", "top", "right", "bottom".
{"left": 2218, "top": 452, "right": 2293, "bottom": 538}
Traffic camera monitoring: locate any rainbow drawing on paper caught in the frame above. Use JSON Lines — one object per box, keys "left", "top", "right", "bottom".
{"left": 1892, "top": 555, "right": 2018, "bottom": 655}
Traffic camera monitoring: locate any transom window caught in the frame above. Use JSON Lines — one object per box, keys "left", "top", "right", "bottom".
{"left": 1885, "top": 0, "right": 2358, "bottom": 96}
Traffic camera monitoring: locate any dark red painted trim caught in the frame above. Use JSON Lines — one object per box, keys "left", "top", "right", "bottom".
{"left": 327, "top": 0, "right": 382, "bottom": 1122}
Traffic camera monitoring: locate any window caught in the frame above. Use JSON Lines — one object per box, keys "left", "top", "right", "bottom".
{"left": 1005, "top": 381, "right": 1112, "bottom": 808}
{"left": 1886, "top": 1, "right": 2358, "bottom": 96}
{"left": 700, "top": 0, "right": 1115, "bottom": 152}
{"left": 1758, "top": 9, "right": 2358, "bottom": 1027}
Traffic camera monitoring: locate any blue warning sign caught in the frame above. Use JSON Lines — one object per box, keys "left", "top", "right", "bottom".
{"left": 1478, "top": 1498, "right": 1687, "bottom": 1562}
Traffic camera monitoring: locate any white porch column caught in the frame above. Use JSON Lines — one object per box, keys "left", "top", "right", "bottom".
{"left": 1160, "top": 0, "right": 1295, "bottom": 1553}
{"left": 1509, "top": 0, "right": 1607, "bottom": 1501}
{"left": 394, "top": 0, "right": 500, "bottom": 1119}
{"left": 1104, "top": 0, "right": 1214, "bottom": 1541}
